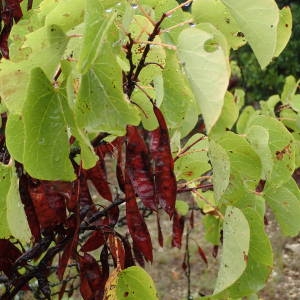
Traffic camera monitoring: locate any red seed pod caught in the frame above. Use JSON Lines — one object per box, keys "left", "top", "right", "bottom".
{"left": 78, "top": 253, "right": 103, "bottom": 300}
{"left": 171, "top": 211, "right": 185, "bottom": 249}
{"left": 148, "top": 105, "right": 177, "bottom": 218}
{"left": 125, "top": 173, "right": 153, "bottom": 262}
{"left": 126, "top": 125, "right": 156, "bottom": 211}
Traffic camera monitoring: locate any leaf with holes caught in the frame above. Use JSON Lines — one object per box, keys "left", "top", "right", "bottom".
{"left": 116, "top": 266, "right": 158, "bottom": 300}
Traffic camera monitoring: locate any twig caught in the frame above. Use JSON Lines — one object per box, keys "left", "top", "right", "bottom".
{"left": 135, "top": 82, "right": 155, "bottom": 103}
{"left": 83, "top": 198, "right": 126, "bottom": 225}
{"left": 184, "top": 227, "right": 192, "bottom": 299}
{"left": 160, "top": 18, "right": 194, "bottom": 33}
{"left": 192, "top": 190, "right": 224, "bottom": 219}
{"left": 177, "top": 183, "right": 213, "bottom": 194}
{"left": 137, "top": 3, "right": 156, "bottom": 26}
{"left": 134, "top": 39, "right": 177, "bottom": 50}
{"left": 144, "top": 61, "right": 165, "bottom": 69}
{"left": 128, "top": 13, "right": 167, "bottom": 98}
{"left": 165, "top": 0, "right": 193, "bottom": 17}
{"left": 174, "top": 135, "right": 208, "bottom": 162}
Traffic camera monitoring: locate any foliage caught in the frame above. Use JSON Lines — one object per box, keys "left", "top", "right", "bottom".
{"left": 231, "top": 1, "right": 300, "bottom": 103}
{"left": 0, "top": 0, "right": 299, "bottom": 299}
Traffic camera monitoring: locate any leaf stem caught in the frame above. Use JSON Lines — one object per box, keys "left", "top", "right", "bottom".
{"left": 160, "top": 18, "right": 194, "bottom": 33}
{"left": 165, "top": 0, "right": 193, "bottom": 17}
{"left": 174, "top": 135, "right": 208, "bottom": 162}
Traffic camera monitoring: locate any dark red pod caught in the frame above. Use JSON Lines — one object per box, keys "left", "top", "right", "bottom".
{"left": 198, "top": 246, "right": 208, "bottom": 265}
{"left": 86, "top": 159, "right": 112, "bottom": 202}
{"left": 0, "top": 239, "right": 22, "bottom": 277}
{"left": 126, "top": 125, "right": 156, "bottom": 211}
{"left": 28, "top": 180, "right": 68, "bottom": 229}
{"left": 81, "top": 231, "right": 106, "bottom": 253}
{"left": 125, "top": 173, "right": 153, "bottom": 262}
{"left": 78, "top": 253, "right": 103, "bottom": 300}
{"left": 171, "top": 210, "right": 185, "bottom": 249}
{"left": 148, "top": 105, "right": 177, "bottom": 218}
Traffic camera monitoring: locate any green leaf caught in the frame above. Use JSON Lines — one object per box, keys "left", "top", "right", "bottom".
{"left": 210, "top": 91, "right": 239, "bottom": 137}
{"left": 6, "top": 165, "right": 31, "bottom": 242}
{"left": 281, "top": 75, "right": 299, "bottom": 104}
{"left": 216, "top": 132, "right": 262, "bottom": 206}
{"left": 160, "top": 49, "right": 198, "bottom": 134}
{"left": 175, "top": 134, "right": 210, "bottom": 181}
{"left": 221, "top": 0, "right": 279, "bottom": 69}
{"left": 192, "top": 0, "right": 246, "bottom": 50}
{"left": 0, "top": 164, "right": 12, "bottom": 238}
{"left": 259, "top": 95, "right": 280, "bottom": 117}
{"left": 131, "top": 90, "right": 158, "bottom": 131}
{"left": 0, "top": 163, "right": 31, "bottom": 241}
{"left": 76, "top": 65, "right": 140, "bottom": 136}
{"left": 45, "top": 0, "right": 85, "bottom": 31}
{"left": 116, "top": 266, "right": 158, "bottom": 299}
{"left": 235, "top": 193, "right": 266, "bottom": 219}
{"left": 179, "top": 99, "right": 200, "bottom": 138}
{"left": 290, "top": 94, "right": 300, "bottom": 113}
{"left": 246, "top": 125, "right": 273, "bottom": 180}
{"left": 177, "top": 27, "right": 230, "bottom": 133}
{"left": 203, "top": 215, "right": 221, "bottom": 245}
{"left": 213, "top": 206, "right": 250, "bottom": 294}
{"left": 265, "top": 178, "right": 300, "bottom": 237}
{"left": 248, "top": 115, "right": 295, "bottom": 186}
{"left": 274, "top": 6, "right": 293, "bottom": 57}
{"left": 6, "top": 114, "right": 25, "bottom": 163}
{"left": 76, "top": 25, "right": 140, "bottom": 135}
{"left": 78, "top": 0, "right": 118, "bottom": 74}
{"left": 225, "top": 208, "right": 273, "bottom": 297}
{"left": 0, "top": 25, "right": 69, "bottom": 113}
{"left": 280, "top": 108, "right": 300, "bottom": 133}
{"left": 208, "top": 140, "right": 230, "bottom": 205}
{"left": 23, "top": 68, "right": 75, "bottom": 181}
{"left": 175, "top": 200, "right": 189, "bottom": 216}
{"left": 236, "top": 106, "right": 258, "bottom": 134}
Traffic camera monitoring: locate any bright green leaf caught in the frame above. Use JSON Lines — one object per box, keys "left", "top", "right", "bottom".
{"left": 0, "top": 25, "right": 69, "bottom": 113}
{"left": 116, "top": 266, "right": 158, "bottom": 299}
{"left": 274, "top": 6, "right": 292, "bottom": 57}
{"left": 192, "top": 0, "right": 246, "bottom": 50}
{"left": 175, "top": 134, "right": 210, "bottom": 181}
{"left": 6, "top": 165, "right": 31, "bottom": 242}
{"left": 265, "top": 178, "right": 300, "bottom": 237}
{"left": 216, "top": 132, "right": 262, "bottom": 206}
{"left": 221, "top": 0, "right": 279, "bottom": 69}
{"left": 78, "top": 0, "right": 118, "bottom": 74}
{"left": 248, "top": 115, "right": 295, "bottom": 186}
{"left": 76, "top": 63, "right": 140, "bottom": 136}
{"left": 236, "top": 106, "right": 258, "bottom": 134}
{"left": 203, "top": 215, "right": 221, "bottom": 245}
{"left": 210, "top": 91, "right": 239, "bottom": 137}
{"left": 23, "top": 68, "right": 75, "bottom": 181}
{"left": 0, "top": 164, "right": 12, "bottom": 238}
{"left": 213, "top": 206, "right": 250, "bottom": 294}
{"left": 45, "top": 0, "right": 85, "bottom": 31}
{"left": 211, "top": 208, "right": 272, "bottom": 299}
{"left": 246, "top": 125, "right": 273, "bottom": 180}
{"left": 209, "top": 140, "right": 230, "bottom": 205}
{"left": 160, "top": 49, "right": 198, "bottom": 134}
{"left": 176, "top": 200, "right": 189, "bottom": 216}
{"left": 6, "top": 114, "right": 25, "bottom": 163}
{"left": 281, "top": 75, "right": 299, "bottom": 103}
{"left": 177, "top": 27, "right": 230, "bottom": 133}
